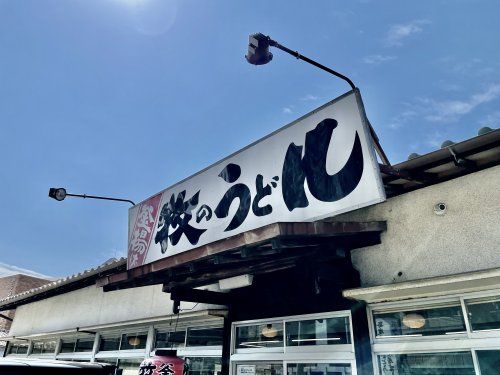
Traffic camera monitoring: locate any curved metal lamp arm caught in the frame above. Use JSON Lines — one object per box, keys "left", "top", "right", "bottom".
{"left": 66, "top": 193, "right": 135, "bottom": 206}
{"left": 267, "top": 37, "right": 356, "bottom": 91}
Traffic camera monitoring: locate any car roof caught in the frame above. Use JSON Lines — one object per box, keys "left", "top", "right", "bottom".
{"left": 0, "top": 357, "right": 112, "bottom": 368}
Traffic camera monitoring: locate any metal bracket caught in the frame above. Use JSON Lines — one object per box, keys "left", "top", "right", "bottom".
{"left": 446, "top": 147, "right": 476, "bottom": 168}
{"left": 76, "top": 327, "right": 97, "bottom": 335}
{"left": 11, "top": 336, "right": 30, "bottom": 341}
{"left": 172, "top": 300, "right": 181, "bottom": 315}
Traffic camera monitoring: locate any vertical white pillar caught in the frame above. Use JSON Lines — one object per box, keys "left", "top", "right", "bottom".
{"left": 91, "top": 333, "right": 100, "bottom": 363}
{"left": 145, "top": 325, "right": 155, "bottom": 358}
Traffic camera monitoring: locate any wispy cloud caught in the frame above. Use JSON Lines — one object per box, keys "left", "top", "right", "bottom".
{"left": 386, "top": 19, "right": 430, "bottom": 47}
{"left": 437, "top": 56, "right": 496, "bottom": 78}
{"left": 388, "top": 108, "right": 418, "bottom": 129}
{"left": 0, "top": 262, "right": 54, "bottom": 280}
{"left": 282, "top": 107, "right": 293, "bottom": 114}
{"left": 423, "top": 84, "right": 500, "bottom": 122}
{"left": 299, "top": 94, "right": 319, "bottom": 101}
{"left": 437, "top": 81, "right": 462, "bottom": 92}
{"left": 425, "top": 130, "right": 446, "bottom": 148}
{"left": 362, "top": 54, "right": 397, "bottom": 65}
{"left": 388, "top": 84, "right": 500, "bottom": 128}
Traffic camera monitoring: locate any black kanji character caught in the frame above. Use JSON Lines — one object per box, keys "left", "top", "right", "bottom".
{"left": 158, "top": 363, "right": 175, "bottom": 375}
{"left": 155, "top": 190, "right": 206, "bottom": 253}
{"left": 139, "top": 361, "right": 157, "bottom": 375}
{"left": 281, "top": 118, "right": 364, "bottom": 211}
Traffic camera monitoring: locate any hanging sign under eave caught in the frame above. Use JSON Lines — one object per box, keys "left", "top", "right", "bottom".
{"left": 127, "top": 89, "right": 386, "bottom": 270}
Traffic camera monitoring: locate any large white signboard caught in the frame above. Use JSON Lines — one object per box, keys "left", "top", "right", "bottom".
{"left": 128, "top": 90, "right": 385, "bottom": 269}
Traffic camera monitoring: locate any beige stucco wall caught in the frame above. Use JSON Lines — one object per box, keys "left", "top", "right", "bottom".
{"left": 8, "top": 284, "right": 213, "bottom": 337}
{"left": 334, "top": 165, "right": 500, "bottom": 287}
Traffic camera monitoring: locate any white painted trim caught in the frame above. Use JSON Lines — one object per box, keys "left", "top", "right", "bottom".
{"left": 343, "top": 269, "right": 500, "bottom": 304}
{"left": 366, "top": 289, "right": 500, "bottom": 375}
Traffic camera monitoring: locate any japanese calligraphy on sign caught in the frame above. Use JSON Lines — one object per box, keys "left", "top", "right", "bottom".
{"left": 128, "top": 90, "right": 385, "bottom": 269}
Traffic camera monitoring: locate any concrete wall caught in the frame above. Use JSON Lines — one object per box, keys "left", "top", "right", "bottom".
{"left": 334, "top": 165, "right": 500, "bottom": 287}
{"left": 8, "top": 284, "right": 211, "bottom": 337}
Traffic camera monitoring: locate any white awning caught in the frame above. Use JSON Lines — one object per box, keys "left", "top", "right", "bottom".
{"left": 343, "top": 267, "right": 500, "bottom": 303}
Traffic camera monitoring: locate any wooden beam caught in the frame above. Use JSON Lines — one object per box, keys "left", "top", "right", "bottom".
{"left": 98, "top": 221, "right": 387, "bottom": 291}
{"left": 163, "top": 260, "right": 298, "bottom": 292}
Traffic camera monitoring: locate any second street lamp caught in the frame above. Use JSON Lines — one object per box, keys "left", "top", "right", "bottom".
{"left": 48, "top": 187, "right": 135, "bottom": 206}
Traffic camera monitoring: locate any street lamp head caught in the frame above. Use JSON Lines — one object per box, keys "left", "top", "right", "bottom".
{"left": 245, "top": 33, "right": 273, "bottom": 65}
{"left": 48, "top": 187, "right": 67, "bottom": 201}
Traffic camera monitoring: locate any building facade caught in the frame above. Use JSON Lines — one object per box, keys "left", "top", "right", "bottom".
{"left": 0, "top": 274, "right": 51, "bottom": 355}
{"left": 1, "top": 128, "right": 499, "bottom": 375}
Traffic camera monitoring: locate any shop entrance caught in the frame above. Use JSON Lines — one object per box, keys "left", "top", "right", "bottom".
{"left": 230, "top": 312, "right": 357, "bottom": 375}
{"left": 233, "top": 362, "right": 354, "bottom": 375}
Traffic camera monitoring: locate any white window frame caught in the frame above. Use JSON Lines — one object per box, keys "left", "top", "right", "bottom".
{"left": 231, "top": 359, "right": 357, "bottom": 375}
{"left": 4, "top": 340, "right": 30, "bottom": 357}
{"left": 231, "top": 311, "right": 356, "bottom": 375}
{"left": 367, "top": 288, "right": 500, "bottom": 375}
{"left": 55, "top": 334, "right": 97, "bottom": 361}
{"left": 27, "top": 338, "right": 58, "bottom": 359}
{"left": 152, "top": 323, "right": 223, "bottom": 358}
{"left": 94, "top": 327, "right": 149, "bottom": 362}
{"left": 4, "top": 320, "right": 224, "bottom": 367}
{"left": 232, "top": 311, "right": 354, "bottom": 355}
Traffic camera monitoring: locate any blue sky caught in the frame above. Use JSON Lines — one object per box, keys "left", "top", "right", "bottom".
{"left": 0, "top": 0, "right": 498, "bottom": 278}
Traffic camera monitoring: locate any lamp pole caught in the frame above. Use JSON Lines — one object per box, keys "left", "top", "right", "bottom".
{"left": 245, "top": 33, "right": 390, "bottom": 165}
{"left": 270, "top": 38, "right": 356, "bottom": 90}
{"left": 48, "top": 188, "right": 135, "bottom": 206}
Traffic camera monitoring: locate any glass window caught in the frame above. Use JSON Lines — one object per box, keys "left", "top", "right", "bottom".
{"left": 7, "top": 341, "right": 29, "bottom": 355}
{"left": 75, "top": 338, "right": 95, "bottom": 352}
{"left": 31, "top": 341, "right": 44, "bottom": 355}
{"left": 465, "top": 296, "right": 500, "bottom": 331}
{"left": 235, "top": 323, "right": 284, "bottom": 349}
{"left": 118, "top": 358, "right": 144, "bottom": 375}
{"left": 43, "top": 340, "right": 57, "bottom": 354}
{"left": 186, "top": 357, "right": 222, "bottom": 375}
{"left": 31, "top": 340, "right": 56, "bottom": 355}
{"left": 187, "top": 328, "right": 223, "bottom": 347}
{"left": 6, "top": 342, "right": 16, "bottom": 355}
{"left": 373, "top": 305, "right": 466, "bottom": 337}
{"left": 286, "top": 317, "right": 351, "bottom": 346}
{"left": 18, "top": 343, "right": 28, "bottom": 354}
{"left": 236, "top": 363, "right": 283, "bottom": 375}
{"left": 377, "top": 352, "right": 475, "bottom": 375}
{"left": 99, "top": 336, "right": 121, "bottom": 351}
{"left": 120, "top": 332, "right": 148, "bottom": 350}
{"left": 287, "top": 363, "right": 351, "bottom": 375}
{"left": 155, "top": 330, "right": 186, "bottom": 349}
{"left": 476, "top": 350, "right": 500, "bottom": 375}
{"left": 60, "top": 340, "right": 76, "bottom": 353}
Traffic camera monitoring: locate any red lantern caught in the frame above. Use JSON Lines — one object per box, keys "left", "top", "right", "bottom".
{"left": 138, "top": 350, "right": 186, "bottom": 375}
